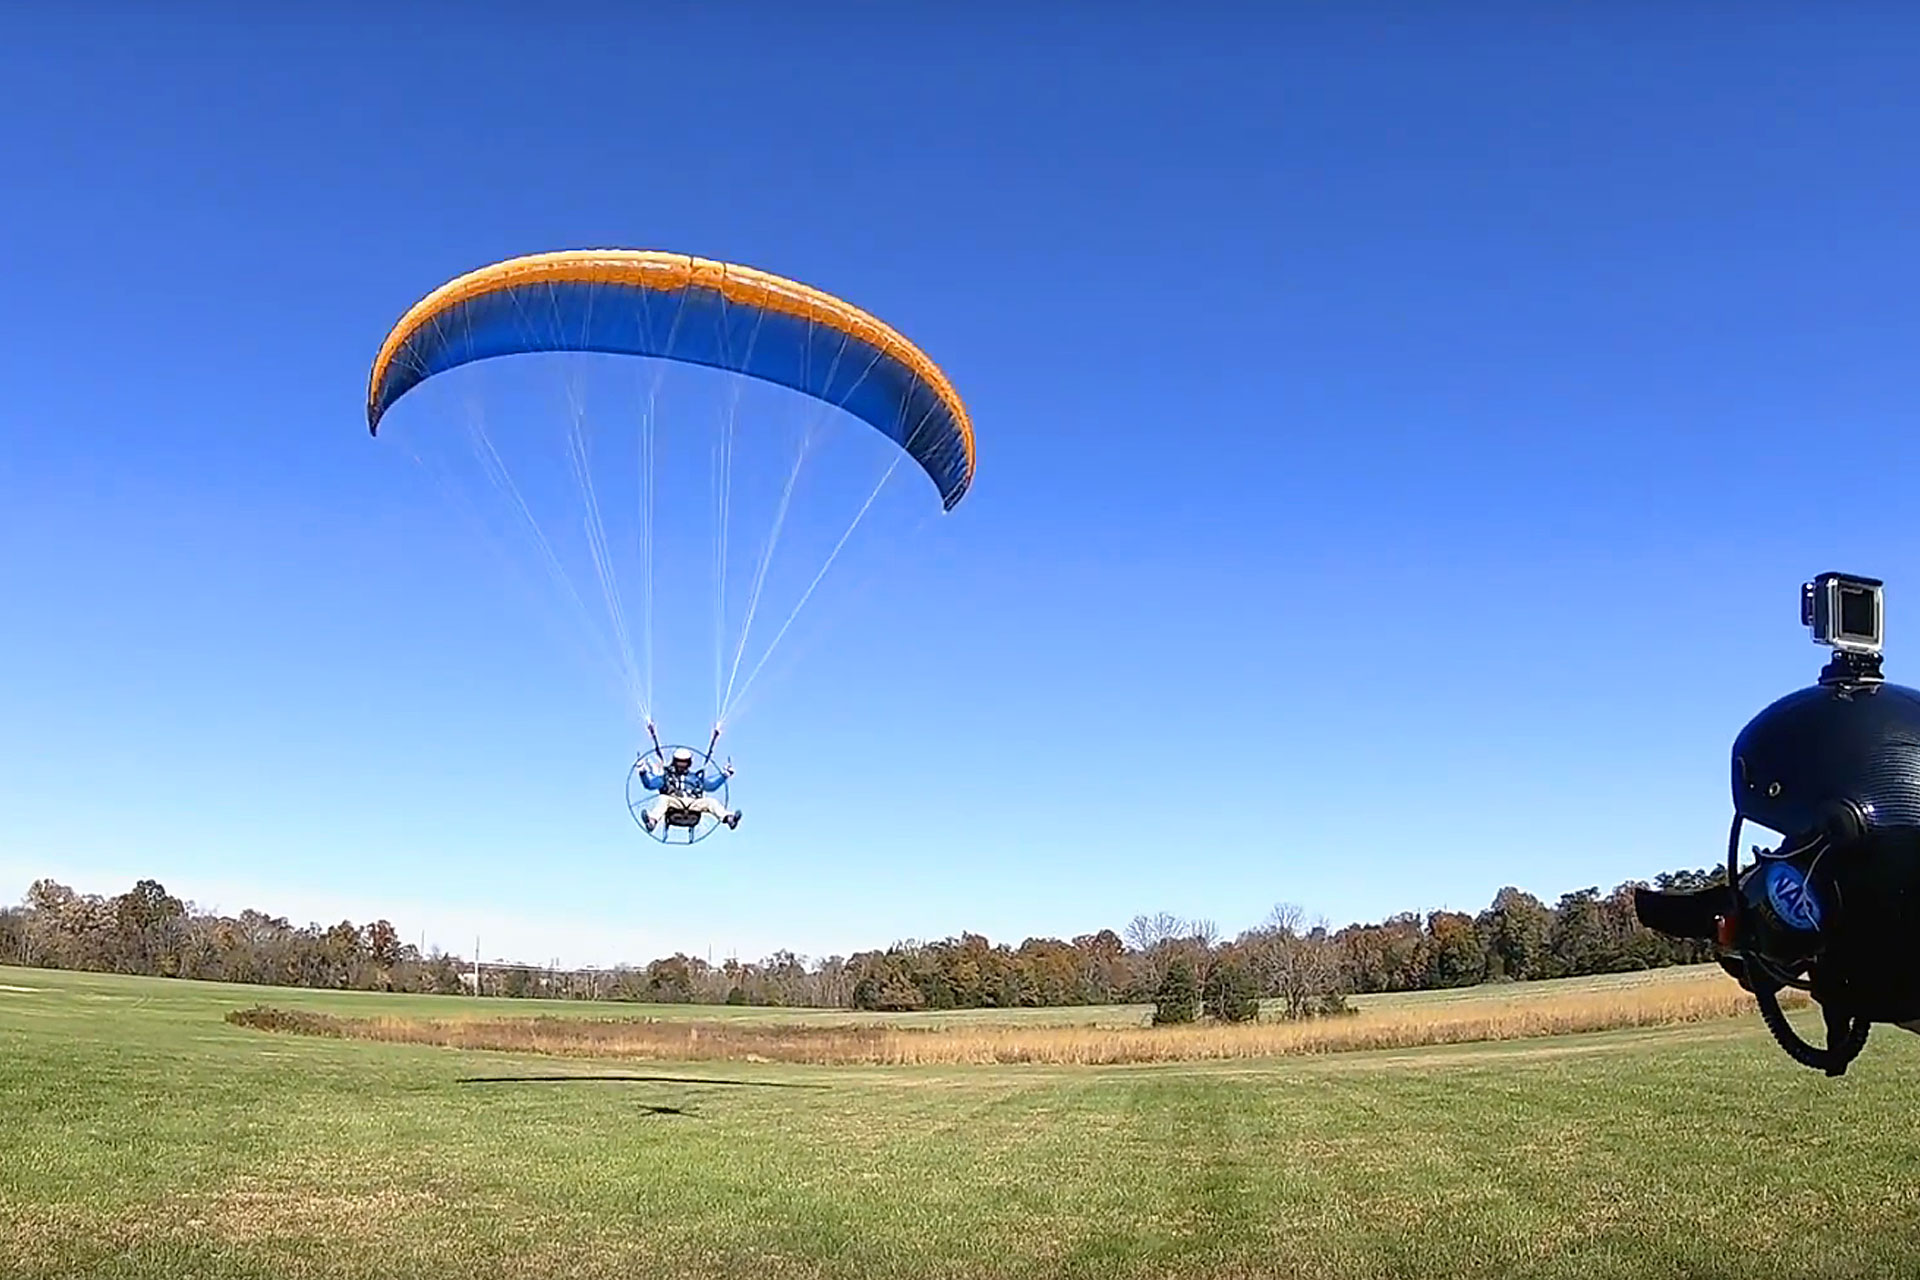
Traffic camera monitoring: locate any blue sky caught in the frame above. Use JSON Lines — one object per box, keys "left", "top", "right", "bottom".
{"left": 6, "top": 4, "right": 1920, "bottom": 968}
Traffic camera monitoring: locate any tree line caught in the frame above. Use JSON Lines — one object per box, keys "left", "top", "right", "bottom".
{"left": 0, "top": 866, "right": 1725, "bottom": 1017}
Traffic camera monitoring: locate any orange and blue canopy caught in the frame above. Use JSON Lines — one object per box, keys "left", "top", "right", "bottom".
{"left": 366, "top": 250, "right": 975, "bottom": 510}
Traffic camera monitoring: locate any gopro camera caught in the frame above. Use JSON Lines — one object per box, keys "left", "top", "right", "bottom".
{"left": 1802, "top": 572, "right": 1883, "bottom": 655}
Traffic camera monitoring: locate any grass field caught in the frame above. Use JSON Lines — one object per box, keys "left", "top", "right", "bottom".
{"left": 6, "top": 964, "right": 1920, "bottom": 1279}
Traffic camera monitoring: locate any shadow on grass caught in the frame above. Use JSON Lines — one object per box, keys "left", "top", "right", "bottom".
{"left": 455, "top": 1073, "right": 828, "bottom": 1089}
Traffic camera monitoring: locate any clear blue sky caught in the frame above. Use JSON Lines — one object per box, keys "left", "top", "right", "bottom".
{"left": 6, "top": 4, "right": 1920, "bottom": 968}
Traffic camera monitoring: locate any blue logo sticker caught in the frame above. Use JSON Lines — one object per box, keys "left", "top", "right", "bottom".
{"left": 1763, "top": 861, "right": 1824, "bottom": 933}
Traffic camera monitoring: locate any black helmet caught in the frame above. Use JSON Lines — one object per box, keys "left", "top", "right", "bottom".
{"left": 1635, "top": 572, "right": 1920, "bottom": 1076}
{"left": 1731, "top": 681, "right": 1920, "bottom": 841}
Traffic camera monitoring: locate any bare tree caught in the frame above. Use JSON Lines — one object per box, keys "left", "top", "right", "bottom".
{"left": 1124, "top": 911, "right": 1187, "bottom": 953}
{"left": 1265, "top": 903, "right": 1306, "bottom": 935}
{"left": 1124, "top": 911, "right": 1192, "bottom": 996}
{"left": 1240, "top": 902, "right": 1345, "bottom": 1019}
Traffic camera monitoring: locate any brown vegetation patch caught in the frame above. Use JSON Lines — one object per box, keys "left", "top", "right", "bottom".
{"left": 226, "top": 970, "right": 1798, "bottom": 1066}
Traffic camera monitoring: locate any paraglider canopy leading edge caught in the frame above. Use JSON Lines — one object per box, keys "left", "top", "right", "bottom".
{"left": 365, "top": 249, "right": 975, "bottom": 510}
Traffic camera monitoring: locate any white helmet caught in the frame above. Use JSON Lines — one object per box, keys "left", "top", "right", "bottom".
{"left": 671, "top": 747, "right": 694, "bottom": 771}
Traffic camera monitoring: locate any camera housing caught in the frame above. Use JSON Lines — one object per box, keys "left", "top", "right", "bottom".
{"left": 1803, "top": 572, "right": 1884, "bottom": 655}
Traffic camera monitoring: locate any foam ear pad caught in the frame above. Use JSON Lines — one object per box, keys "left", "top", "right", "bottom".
{"left": 1819, "top": 799, "right": 1867, "bottom": 846}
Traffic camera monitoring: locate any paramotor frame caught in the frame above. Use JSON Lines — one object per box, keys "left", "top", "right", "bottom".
{"left": 625, "top": 742, "right": 733, "bottom": 845}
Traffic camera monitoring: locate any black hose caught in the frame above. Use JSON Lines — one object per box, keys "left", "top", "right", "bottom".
{"left": 1755, "top": 985, "right": 1869, "bottom": 1076}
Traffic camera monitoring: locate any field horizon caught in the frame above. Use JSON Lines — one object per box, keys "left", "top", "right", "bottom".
{"left": 217, "top": 960, "right": 1803, "bottom": 1067}
{"left": 0, "top": 955, "right": 1757, "bottom": 1021}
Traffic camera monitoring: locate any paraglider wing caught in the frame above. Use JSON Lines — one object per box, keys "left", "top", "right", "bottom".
{"left": 366, "top": 250, "right": 975, "bottom": 511}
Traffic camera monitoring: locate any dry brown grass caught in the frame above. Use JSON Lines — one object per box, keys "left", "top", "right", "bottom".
{"left": 227, "top": 967, "right": 1801, "bottom": 1066}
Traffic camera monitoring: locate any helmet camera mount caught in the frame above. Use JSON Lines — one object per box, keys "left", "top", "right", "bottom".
{"left": 1805, "top": 571, "right": 1884, "bottom": 689}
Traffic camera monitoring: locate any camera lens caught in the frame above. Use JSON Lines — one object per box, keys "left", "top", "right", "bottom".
{"left": 1840, "top": 585, "right": 1877, "bottom": 642}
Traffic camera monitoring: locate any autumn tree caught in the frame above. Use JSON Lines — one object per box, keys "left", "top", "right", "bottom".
{"left": 646, "top": 955, "right": 697, "bottom": 1003}
{"left": 364, "top": 919, "right": 403, "bottom": 987}
{"left": 113, "top": 879, "right": 186, "bottom": 976}
{"left": 1477, "top": 887, "right": 1554, "bottom": 982}
{"left": 1424, "top": 910, "right": 1486, "bottom": 988}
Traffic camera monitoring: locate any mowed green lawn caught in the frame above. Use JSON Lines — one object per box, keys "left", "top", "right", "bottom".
{"left": 6, "top": 965, "right": 1920, "bottom": 1280}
